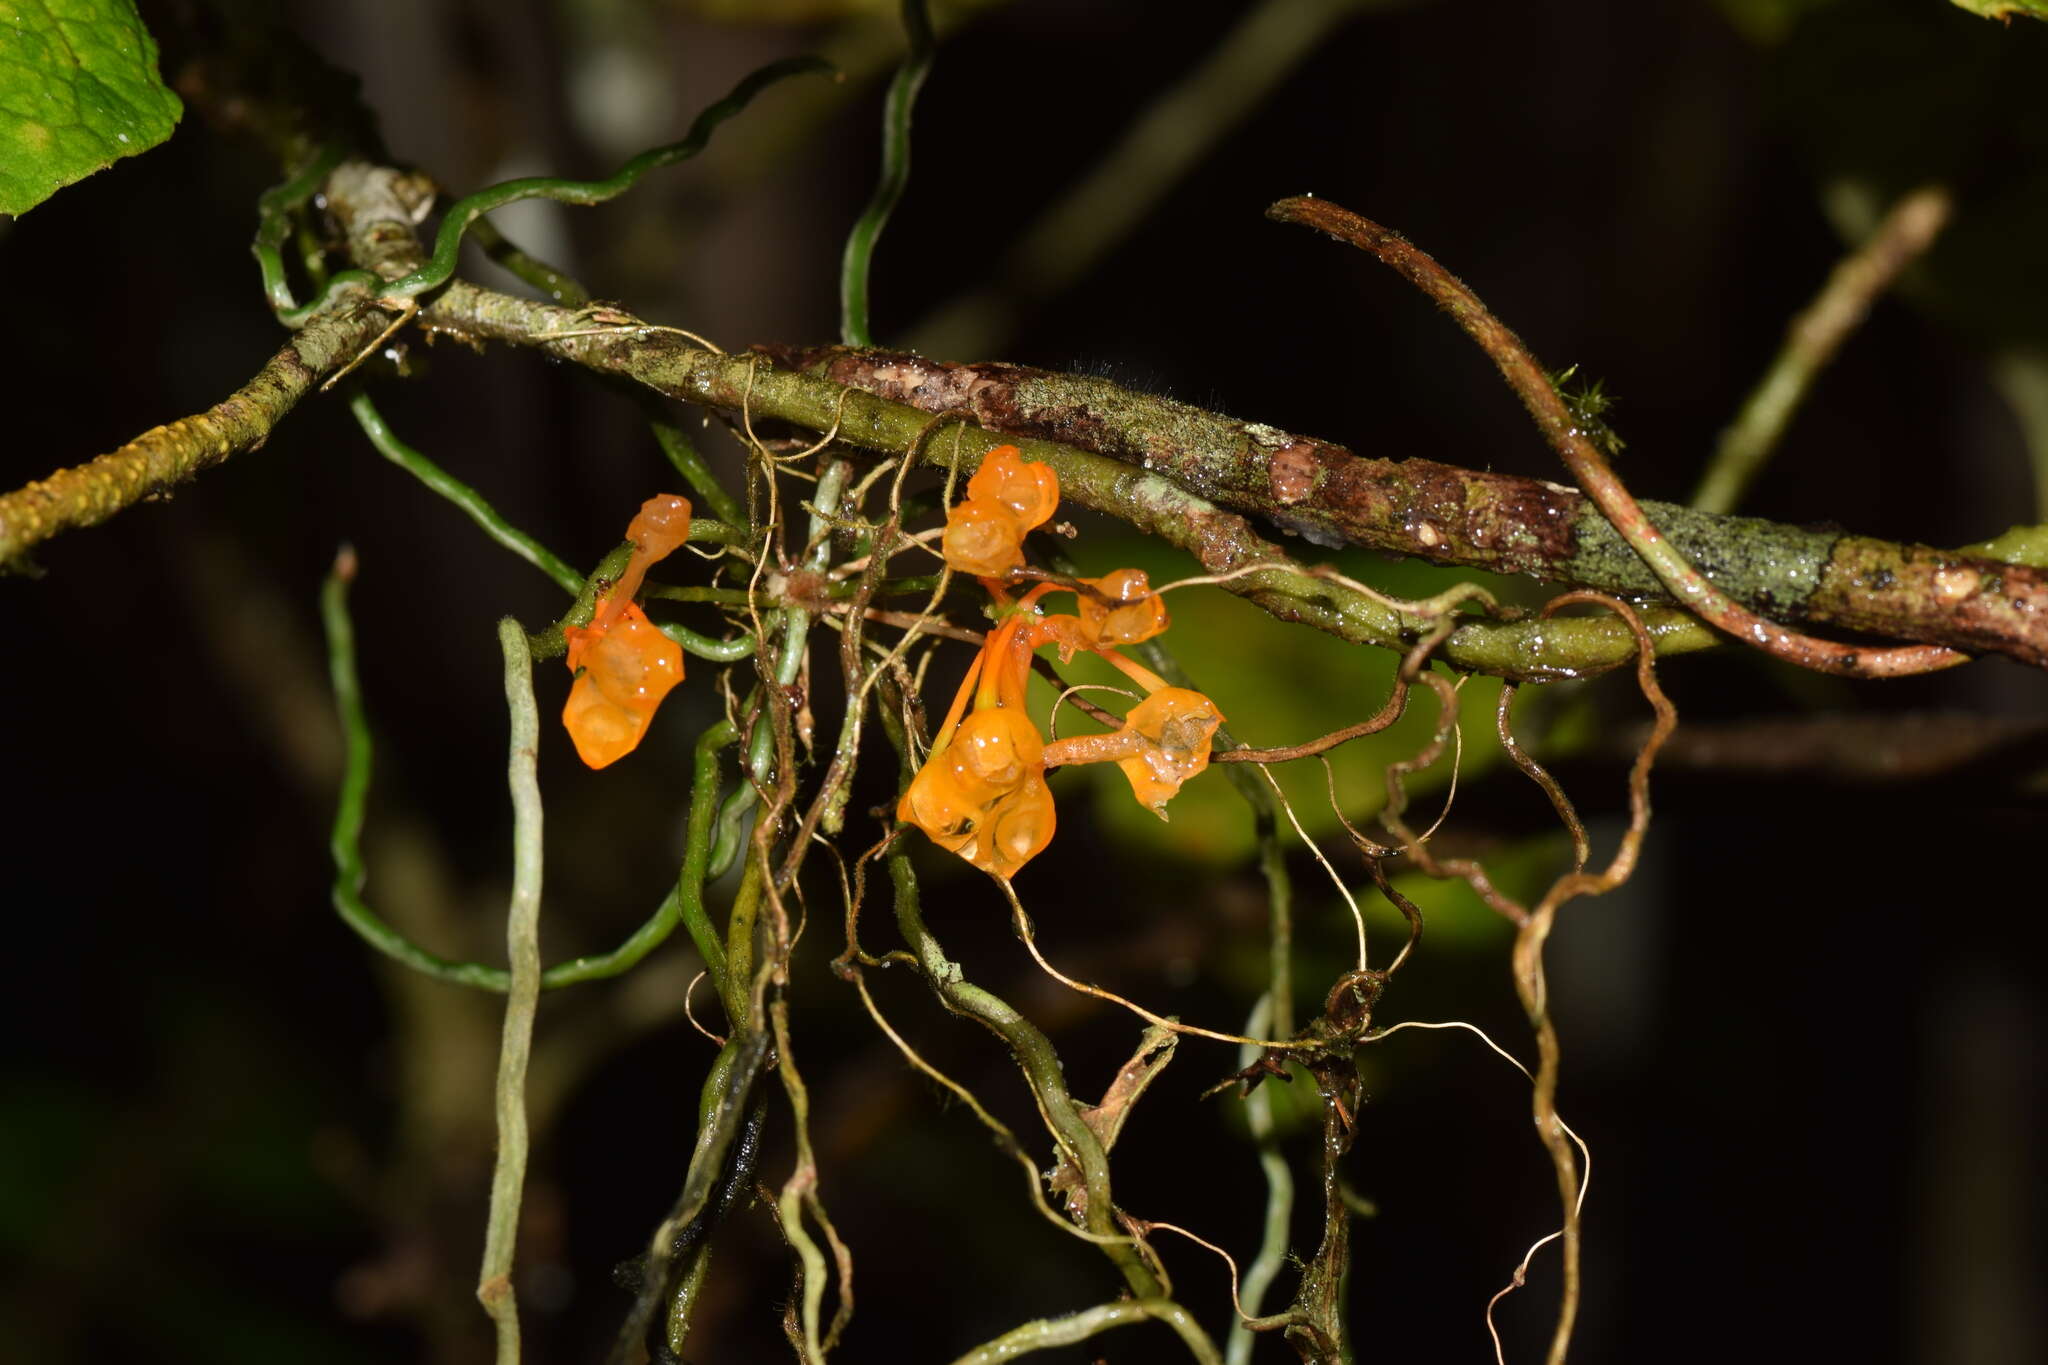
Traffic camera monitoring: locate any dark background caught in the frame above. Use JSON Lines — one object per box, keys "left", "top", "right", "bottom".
{"left": 2, "top": 1, "right": 2044, "bottom": 1362}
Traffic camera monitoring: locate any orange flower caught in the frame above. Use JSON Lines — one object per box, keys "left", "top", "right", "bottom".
{"left": 1040, "top": 685, "right": 1223, "bottom": 819}
{"left": 563, "top": 494, "right": 693, "bottom": 768}
{"left": 1076, "top": 568, "right": 1168, "bottom": 648}
{"left": 941, "top": 498, "right": 1029, "bottom": 577}
{"left": 904, "top": 458, "right": 1224, "bottom": 874}
{"left": 940, "top": 446, "right": 1059, "bottom": 578}
{"left": 1111, "top": 687, "right": 1224, "bottom": 816}
{"left": 590, "top": 495, "right": 692, "bottom": 631}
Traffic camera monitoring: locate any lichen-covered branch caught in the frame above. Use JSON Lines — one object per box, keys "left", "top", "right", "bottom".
{"left": 1266, "top": 195, "right": 1963, "bottom": 677}
{"left": 410, "top": 283, "right": 1714, "bottom": 678}
{"left": 0, "top": 294, "right": 389, "bottom": 567}
{"left": 762, "top": 344, "right": 2048, "bottom": 672}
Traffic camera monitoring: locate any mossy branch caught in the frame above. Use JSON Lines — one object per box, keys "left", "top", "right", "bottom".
{"left": 412, "top": 284, "right": 1719, "bottom": 679}
{"left": 765, "top": 344, "right": 2048, "bottom": 673}
{"left": 0, "top": 295, "right": 390, "bottom": 567}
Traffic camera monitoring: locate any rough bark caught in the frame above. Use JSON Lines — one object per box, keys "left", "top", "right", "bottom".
{"left": 759, "top": 346, "right": 2048, "bottom": 671}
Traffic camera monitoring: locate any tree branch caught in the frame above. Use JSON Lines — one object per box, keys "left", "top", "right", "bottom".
{"left": 11, "top": 155, "right": 2043, "bottom": 679}
{"left": 761, "top": 343, "right": 2048, "bottom": 671}
{"left": 1266, "top": 195, "right": 1964, "bottom": 677}
{"left": 0, "top": 290, "right": 388, "bottom": 567}
{"left": 413, "top": 282, "right": 1720, "bottom": 677}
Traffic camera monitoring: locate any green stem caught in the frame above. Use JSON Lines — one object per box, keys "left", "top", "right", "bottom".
{"left": 1228, "top": 997, "right": 1294, "bottom": 1365}
{"left": 322, "top": 560, "right": 736, "bottom": 992}
{"left": 524, "top": 541, "right": 754, "bottom": 666}
{"left": 643, "top": 585, "right": 758, "bottom": 606}
{"left": 839, "top": 0, "right": 935, "bottom": 346}
{"left": 664, "top": 1243, "right": 715, "bottom": 1360}
{"left": 888, "top": 850, "right": 1166, "bottom": 1302}
{"left": 286, "top": 57, "right": 833, "bottom": 325}
{"left": 349, "top": 391, "right": 582, "bottom": 593}
{"left": 946, "top": 1299, "right": 1221, "bottom": 1365}
{"left": 253, "top": 142, "right": 346, "bottom": 314}
{"left": 468, "top": 216, "right": 591, "bottom": 308}
{"left": 389, "top": 56, "right": 829, "bottom": 302}
{"left": 611, "top": 1031, "right": 771, "bottom": 1362}
{"left": 442, "top": 222, "right": 752, "bottom": 531}
{"left": 656, "top": 620, "right": 757, "bottom": 663}
{"left": 1991, "top": 350, "right": 2048, "bottom": 522}
{"left": 722, "top": 856, "right": 767, "bottom": 1033}
{"left": 676, "top": 721, "right": 739, "bottom": 1015}
{"left": 649, "top": 414, "right": 745, "bottom": 526}
{"left": 477, "top": 619, "right": 545, "bottom": 1363}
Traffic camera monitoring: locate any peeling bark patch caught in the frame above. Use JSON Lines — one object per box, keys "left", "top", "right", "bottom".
{"left": 1812, "top": 539, "right": 2048, "bottom": 669}
{"left": 1270, "top": 441, "right": 1318, "bottom": 504}
{"left": 1934, "top": 566, "right": 1976, "bottom": 602}
{"left": 1327, "top": 457, "right": 1579, "bottom": 576}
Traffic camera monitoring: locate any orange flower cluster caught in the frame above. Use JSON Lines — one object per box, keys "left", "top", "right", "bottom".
{"left": 899, "top": 447, "right": 1223, "bottom": 880}
{"left": 562, "top": 495, "right": 692, "bottom": 769}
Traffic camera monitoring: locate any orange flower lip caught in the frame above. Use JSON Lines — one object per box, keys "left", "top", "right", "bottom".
{"left": 1077, "top": 568, "right": 1169, "bottom": 648}
{"left": 562, "top": 495, "right": 693, "bottom": 769}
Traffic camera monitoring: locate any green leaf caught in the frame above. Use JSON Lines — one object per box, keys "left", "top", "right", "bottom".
{"left": 1951, "top": 0, "right": 2048, "bottom": 21}
{"left": 0, "top": 0, "right": 182, "bottom": 216}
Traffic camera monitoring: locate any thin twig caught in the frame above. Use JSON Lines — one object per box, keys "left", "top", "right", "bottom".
{"left": 1694, "top": 184, "right": 1953, "bottom": 515}
{"left": 911, "top": 0, "right": 1393, "bottom": 359}
{"left": 1002, "top": 882, "right": 1322, "bottom": 1051}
